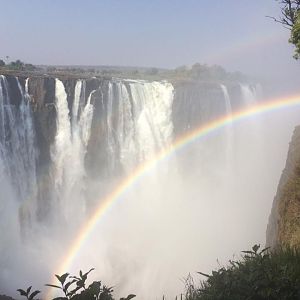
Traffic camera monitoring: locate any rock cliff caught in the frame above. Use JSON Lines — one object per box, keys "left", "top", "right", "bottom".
{"left": 266, "top": 126, "right": 300, "bottom": 248}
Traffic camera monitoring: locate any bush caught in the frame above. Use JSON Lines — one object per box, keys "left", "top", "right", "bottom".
{"left": 17, "top": 269, "right": 136, "bottom": 300}
{"left": 185, "top": 245, "right": 300, "bottom": 300}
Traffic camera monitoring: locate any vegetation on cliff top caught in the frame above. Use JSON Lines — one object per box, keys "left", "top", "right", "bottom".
{"left": 0, "top": 58, "right": 249, "bottom": 83}
{"left": 0, "top": 58, "right": 37, "bottom": 72}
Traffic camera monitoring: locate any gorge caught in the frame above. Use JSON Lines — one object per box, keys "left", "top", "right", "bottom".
{"left": 0, "top": 73, "right": 299, "bottom": 299}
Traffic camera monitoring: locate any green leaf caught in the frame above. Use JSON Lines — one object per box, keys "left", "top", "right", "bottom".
{"left": 64, "top": 279, "right": 77, "bottom": 291}
{"left": 45, "top": 284, "right": 62, "bottom": 289}
{"left": 26, "top": 287, "right": 32, "bottom": 295}
{"left": 260, "top": 247, "right": 270, "bottom": 254}
{"left": 242, "top": 250, "right": 254, "bottom": 255}
{"left": 55, "top": 273, "right": 69, "bottom": 285}
{"left": 76, "top": 279, "right": 85, "bottom": 288}
{"left": 29, "top": 290, "right": 41, "bottom": 300}
{"left": 17, "top": 289, "right": 27, "bottom": 297}
{"left": 70, "top": 276, "right": 80, "bottom": 281}
{"left": 83, "top": 268, "right": 95, "bottom": 278}
{"left": 66, "top": 286, "right": 81, "bottom": 297}
{"left": 197, "top": 271, "right": 210, "bottom": 278}
{"left": 252, "top": 244, "right": 260, "bottom": 253}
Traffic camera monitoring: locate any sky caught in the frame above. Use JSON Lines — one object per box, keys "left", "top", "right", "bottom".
{"left": 0, "top": 0, "right": 300, "bottom": 84}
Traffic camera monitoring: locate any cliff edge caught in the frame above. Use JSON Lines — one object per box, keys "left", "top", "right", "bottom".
{"left": 266, "top": 126, "right": 300, "bottom": 248}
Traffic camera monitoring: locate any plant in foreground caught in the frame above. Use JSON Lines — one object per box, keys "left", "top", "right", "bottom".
{"left": 185, "top": 245, "right": 300, "bottom": 300}
{"left": 16, "top": 287, "right": 40, "bottom": 300}
{"left": 17, "top": 269, "right": 135, "bottom": 300}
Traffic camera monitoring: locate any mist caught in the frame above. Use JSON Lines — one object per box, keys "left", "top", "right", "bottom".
{"left": 0, "top": 77, "right": 299, "bottom": 299}
{"left": 1, "top": 0, "right": 300, "bottom": 299}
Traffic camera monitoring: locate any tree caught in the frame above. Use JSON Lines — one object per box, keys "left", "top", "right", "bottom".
{"left": 0, "top": 59, "right": 5, "bottom": 67}
{"left": 269, "top": 0, "right": 300, "bottom": 58}
{"left": 10, "top": 59, "right": 25, "bottom": 70}
{"left": 290, "top": 15, "right": 300, "bottom": 58}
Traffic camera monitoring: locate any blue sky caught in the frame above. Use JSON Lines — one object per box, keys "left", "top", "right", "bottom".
{"left": 1, "top": 0, "right": 300, "bottom": 82}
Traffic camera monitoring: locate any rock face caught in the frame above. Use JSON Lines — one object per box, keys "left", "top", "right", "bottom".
{"left": 172, "top": 81, "right": 244, "bottom": 137}
{"left": 0, "top": 73, "right": 259, "bottom": 228}
{"left": 266, "top": 126, "right": 300, "bottom": 249}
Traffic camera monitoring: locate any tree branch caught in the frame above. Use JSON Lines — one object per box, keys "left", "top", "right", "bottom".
{"left": 266, "top": 15, "right": 293, "bottom": 29}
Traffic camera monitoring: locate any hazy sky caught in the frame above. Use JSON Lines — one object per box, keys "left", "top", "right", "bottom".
{"left": 1, "top": 0, "right": 300, "bottom": 82}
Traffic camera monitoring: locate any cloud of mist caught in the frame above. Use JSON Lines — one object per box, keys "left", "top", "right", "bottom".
{"left": 1, "top": 86, "right": 300, "bottom": 299}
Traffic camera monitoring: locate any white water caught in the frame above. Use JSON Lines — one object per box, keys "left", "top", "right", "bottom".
{"left": 239, "top": 82, "right": 262, "bottom": 142}
{"left": 72, "top": 80, "right": 83, "bottom": 123}
{"left": 220, "top": 84, "right": 234, "bottom": 166}
{"left": 51, "top": 79, "right": 94, "bottom": 223}
{"left": 240, "top": 83, "right": 257, "bottom": 106}
{"left": 129, "top": 80, "right": 174, "bottom": 162}
{"left": 106, "top": 80, "right": 174, "bottom": 173}
{"left": 0, "top": 76, "right": 41, "bottom": 291}
{"left": 220, "top": 84, "right": 232, "bottom": 116}
{"left": 2, "top": 78, "right": 298, "bottom": 300}
{"left": 0, "top": 76, "right": 37, "bottom": 223}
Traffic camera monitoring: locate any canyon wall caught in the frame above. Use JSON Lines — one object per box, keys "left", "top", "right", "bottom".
{"left": 266, "top": 126, "right": 300, "bottom": 248}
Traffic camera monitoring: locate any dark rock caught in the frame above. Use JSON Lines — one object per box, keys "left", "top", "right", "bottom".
{"left": 266, "top": 126, "right": 300, "bottom": 248}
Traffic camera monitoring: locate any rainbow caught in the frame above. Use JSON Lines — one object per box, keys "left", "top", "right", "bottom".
{"left": 46, "top": 94, "right": 300, "bottom": 298}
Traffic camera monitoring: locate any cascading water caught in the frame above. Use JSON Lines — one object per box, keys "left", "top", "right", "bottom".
{"left": 239, "top": 82, "right": 263, "bottom": 152}
{"left": 220, "top": 84, "right": 232, "bottom": 116}
{"left": 0, "top": 75, "right": 37, "bottom": 229}
{"left": 220, "top": 84, "right": 234, "bottom": 167}
{"left": 106, "top": 80, "right": 174, "bottom": 173}
{"left": 240, "top": 83, "right": 258, "bottom": 106}
{"left": 51, "top": 79, "right": 94, "bottom": 224}
{"left": 0, "top": 75, "right": 282, "bottom": 300}
{"left": 129, "top": 80, "right": 174, "bottom": 161}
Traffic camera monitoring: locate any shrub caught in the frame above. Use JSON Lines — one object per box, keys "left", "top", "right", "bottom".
{"left": 17, "top": 269, "right": 135, "bottom": 300}
{"left": 185, "top": 245, "right": 300, "bottom": 300}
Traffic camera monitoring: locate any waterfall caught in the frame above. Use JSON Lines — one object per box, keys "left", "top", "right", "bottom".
{"left": 106, "top": 81, "right": 118, "bottom": 172}
{"left": 105, "top": 80, "right": 174, "bottom": 173}
{"left": 240, "top": 83, "right": 257, "bottom": 106}
{"left": 72, "top": 80, "right": 83, "bottom": 123}
{"left": 0, "top": 76, "right": 37, "bottom": 205}
{"left": 52, "top": 79, "right": 72, "bottom": 193}
{"left": 220, "top": 84, "right": 232, "bottom": 116}
{"left": 220, "top": 84, "right": 234, "bottom": 167}
{"left": 128, "top": 80, "right": 174, "bottom": 162}
{"left": 80, "top": 88, "right": 95, "bottom": 147}
{"left": 51, "top": 79, "right": 94, "bottom": 222}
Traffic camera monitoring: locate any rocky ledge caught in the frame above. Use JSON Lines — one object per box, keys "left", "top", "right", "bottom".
{"left": 266, "top": 126, "right": 300, "bottom": 249}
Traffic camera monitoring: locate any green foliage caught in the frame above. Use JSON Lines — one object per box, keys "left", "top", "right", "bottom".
{"left": 17, "top": 287, "right": 40, "bottom": 300}
{"left": 9, "top": 60, "right": 25, "bottom": 70}
{"left": 272, "top": 0, "right": 300, "bottom": 59}
{"left": 185, "top": 245, "right": 300, "bottom": 300}
{"left": 18, "top": 269, "right": 136, "bottom": 300}
{"left": 0, "top": 59, "right": 37, "bottom": 71}
{"left": 290, "top": 13, "right": 300, "bottom": 59}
